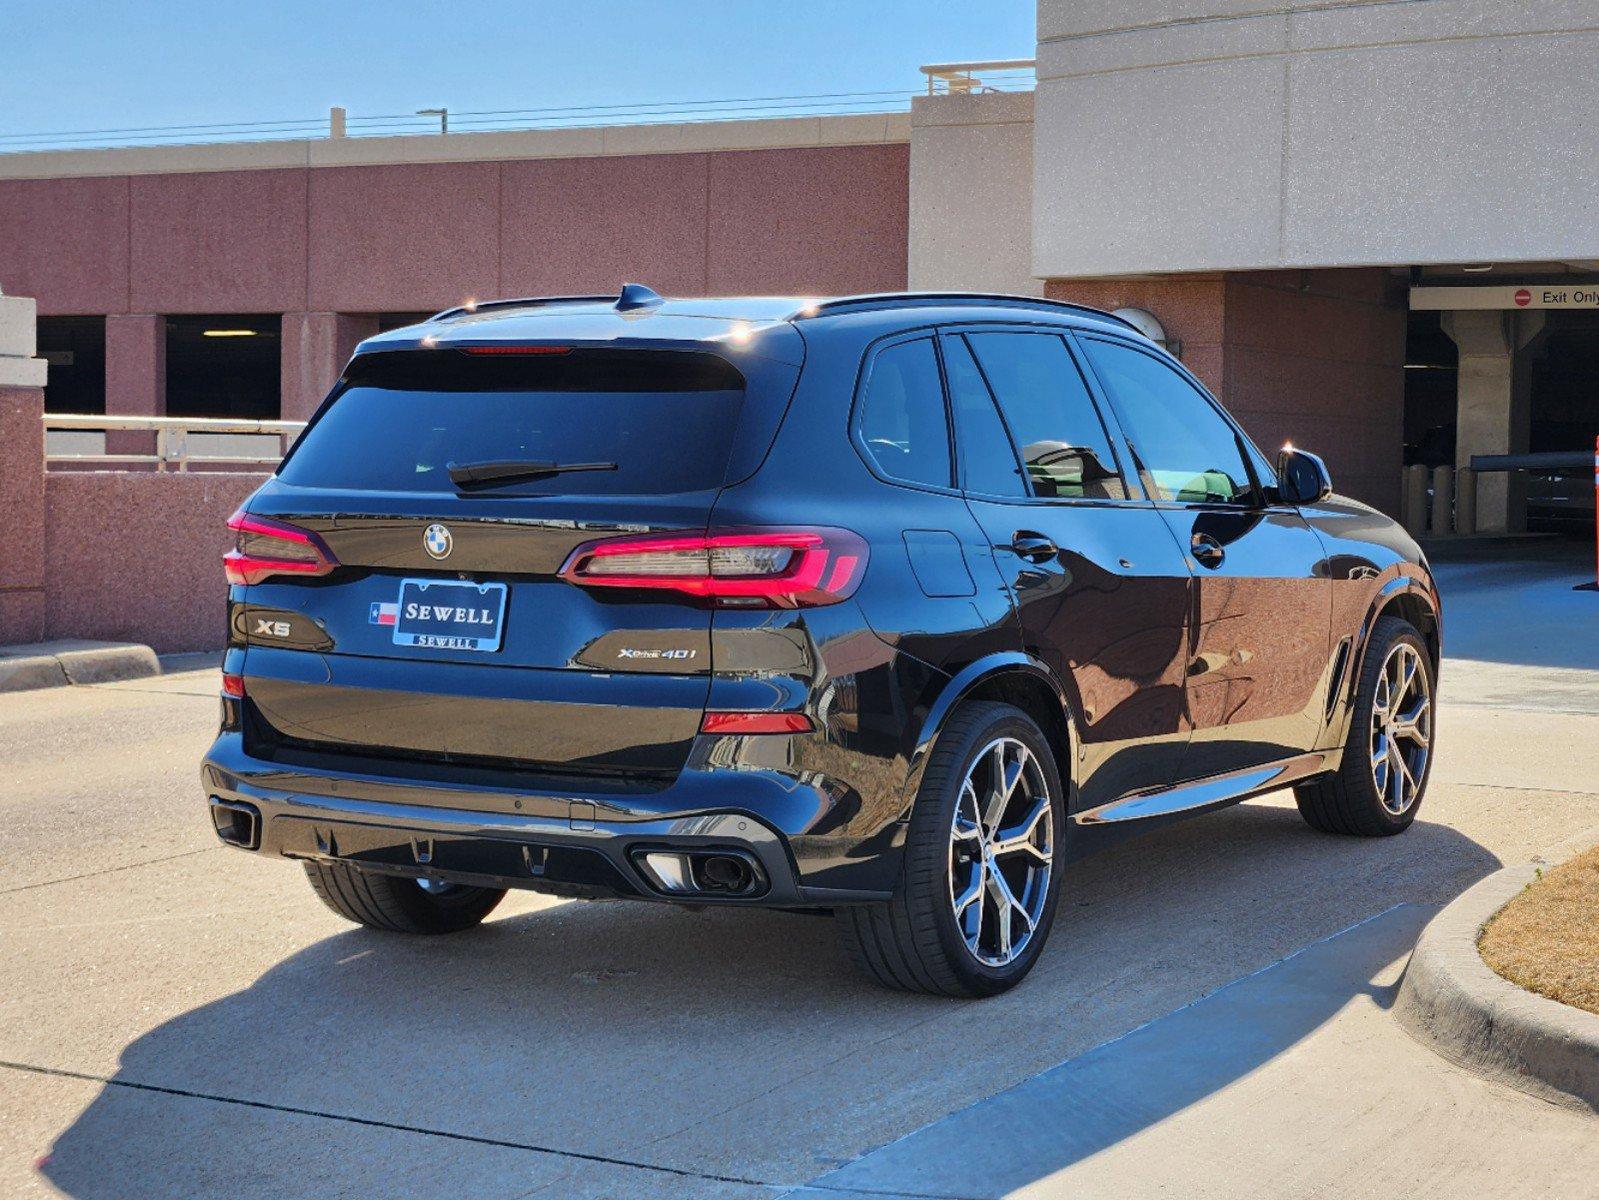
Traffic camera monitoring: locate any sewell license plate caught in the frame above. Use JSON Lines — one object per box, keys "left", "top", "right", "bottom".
{"left": 387, "top": 579, "right": 508, "bottom": 652}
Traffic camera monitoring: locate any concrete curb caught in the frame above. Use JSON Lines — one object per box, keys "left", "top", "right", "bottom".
{"left": 1396, "top": 830, "right": 1599, "bottom": 1114}
{"left": 0, "top": 640, "right": 161, "bottom": 692}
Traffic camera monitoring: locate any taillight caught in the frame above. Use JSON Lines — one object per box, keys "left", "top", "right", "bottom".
{"left": 223, "top": 509, "right": 338, "bottom": 587}
{"left": 559, "top": 528, "right": 866, "bottom": 608}
{"left": 221, "top": 671, "right": 246, "bottom": 698}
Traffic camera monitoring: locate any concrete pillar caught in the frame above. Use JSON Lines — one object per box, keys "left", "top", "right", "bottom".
{"left": 1442, "top": 310, "right": 1542, "bottom": 534}
{"left": 1402, "top": 465, "right": 1428, "bottom": 537}
{"left": 0, "top": 292, "right": 48, "bottom": 644}
{"left": 1430, "top": 465, "right": 1454, "bottom": 535}
{"left": 281, "top": 312, "right": 378, "bottom": 425}
{"left": 105, "top": 313, "right": 166, "bottom": 459}
{"left": 1455, "top": 467, "right": 1477, "bottom": 535}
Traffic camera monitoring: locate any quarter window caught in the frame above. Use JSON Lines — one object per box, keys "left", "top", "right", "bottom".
{"left": 856, "top": 338, "right": 952, "bottom": 489}
{"left": 1079, "top": 338, "right": 1255, "bottom": 505}
{"left": 965, "top": 332, "right": 1126, "bottom": 500}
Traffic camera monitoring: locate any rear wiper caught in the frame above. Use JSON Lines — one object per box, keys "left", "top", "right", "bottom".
{"left": 447, "top": 459, "right": 618, "bottom": 488}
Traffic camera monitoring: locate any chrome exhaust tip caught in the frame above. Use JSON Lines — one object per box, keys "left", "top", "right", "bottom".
{"left": 209, "top": 797, "right": 261, "bottom": 850}
{"left": 632, "top": 848, "right": 765, "bottom": 898}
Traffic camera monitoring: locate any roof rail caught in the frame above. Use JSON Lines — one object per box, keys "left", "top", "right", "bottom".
{"left": 427, "top": 294, "right": 618, "bottom": 322}
{"left": 797, "top": 293, "right": 1144, "bottom": 334}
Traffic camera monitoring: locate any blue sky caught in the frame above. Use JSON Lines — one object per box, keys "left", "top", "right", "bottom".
{"left": 2, "top": 1, "right": 1035, "bottom": 148}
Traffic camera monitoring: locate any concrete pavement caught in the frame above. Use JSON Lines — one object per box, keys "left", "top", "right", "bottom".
{"left": 3, "top": 542, "right": 1598, "bottom": 1198}
{"left": 794, "top": 904, "right": 1599, "bottom": 1200}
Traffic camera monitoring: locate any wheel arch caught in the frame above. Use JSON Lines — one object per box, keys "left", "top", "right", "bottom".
{"left": 1365, "top": 574, "right": 1441, "bottom": 671}
{"left": 1325, "top": 572, "right": 1442, "bottom": 750}
{"left": 904, "top": 653, "right": 1077, "bottom": 818}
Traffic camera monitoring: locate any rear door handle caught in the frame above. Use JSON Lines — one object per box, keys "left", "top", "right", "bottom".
{"left": 1191, "top": 533, "right": 1225, "bottom": 569}
{"left": 1008, "top": 531, "right": 1059, "bottom": 564}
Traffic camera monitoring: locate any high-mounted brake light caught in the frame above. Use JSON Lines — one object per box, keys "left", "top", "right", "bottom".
{"left": 223, "top": 509, "right": 338, "bottom": 587}
{"left": 460, "top": 344, "right": 572, "bottom": 356}
{"left": 559, "top": 528, "right": 867, "bottom": 608}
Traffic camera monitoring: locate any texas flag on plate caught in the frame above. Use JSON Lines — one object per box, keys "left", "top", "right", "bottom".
{"left": 369, "top": 601, "right": 398, "bottom": 627}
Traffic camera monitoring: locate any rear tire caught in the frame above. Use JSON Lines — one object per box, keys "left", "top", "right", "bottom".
{"left": 304, "top": 862, "right": 506, "bottom": 933}
{"left": 836, "top": 701, "right": 1065, "bottom": 997}
{"left": 1296, "top": 615, "right": 1434, "bottom": 837}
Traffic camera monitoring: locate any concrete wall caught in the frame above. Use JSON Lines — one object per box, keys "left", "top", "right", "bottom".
{"left": 0, "top": 114, "right": 911, "bottom": 180}
{"left": 0, "top": 119, "right": 915, "bottom": 652}
{"left": 0, "top": 142, "right": 911, "bottom": 317}
{"left": 0, "top": 117, "right": 909, "bottom": 430}
{"left": 908, "top": 92, "right": 1040, "bottom": 295}
{"left": 43, "top": 472, "right": 261, "bottom": 652}
{"left": 0, "top": 296, "right": 48, "bottom": 642}
{"left": 1034, "top": 1, "right": 1599, "bottom": 277}
{"left": 0, "top": 344, "right": 251, "bottom": 652}
{"left": 1050, "top": 267, "right": 1406, "bottom": 513}
{"left": 0, "top": 386, "right": 47, "bottom": 641}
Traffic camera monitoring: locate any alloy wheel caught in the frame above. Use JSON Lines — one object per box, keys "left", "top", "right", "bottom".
{"left": 1370, "top": 642, "right": 1431, "bottom": 815}
{"left": 948, "top": 737, "right": 1054, "bottom": 967}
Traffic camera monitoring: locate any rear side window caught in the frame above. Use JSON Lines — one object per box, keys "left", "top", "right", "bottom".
{"left": 855, "top": 338, "right": 952, "bottom": 489}
{"left": 278, "top": 349, "right": 745, "bottom": 495}
{"left": 941, "top": 335, "right": 1028, "bottom": 497}
{"left": 966, "top": 332, "right": 1127, "bottom": 500}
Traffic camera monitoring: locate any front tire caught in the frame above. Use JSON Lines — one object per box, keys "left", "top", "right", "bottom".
{"left": 1296, "top": 615, "right": 1435, "bottom": 837}
{"left": 836, "top": 701, "right": 1065, "bottom": 997}
{"left": 304, "top": 862, "right": 506, "bottom": 933}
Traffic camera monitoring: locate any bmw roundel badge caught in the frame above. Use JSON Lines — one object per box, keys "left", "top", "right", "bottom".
{"left": 423, "top": 523, "right": 453, "bottom": 560}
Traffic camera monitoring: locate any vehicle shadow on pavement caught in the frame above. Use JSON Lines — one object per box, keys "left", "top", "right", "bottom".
{"left": 38, "top": 802, "right": 1502, "bottom": 1199}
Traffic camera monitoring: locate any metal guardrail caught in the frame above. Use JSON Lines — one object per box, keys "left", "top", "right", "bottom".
{"left": 42, "top": 413, "right": 306, "bottom": 470}
{"left": 1468, "top": 450, "right": 1591, "bottom": 473}
{"left": 919, "top": 59, "right": 1036, "bottom": 96}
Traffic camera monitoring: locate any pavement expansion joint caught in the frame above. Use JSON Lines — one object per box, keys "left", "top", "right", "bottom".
{"left": 0, "top": 1059, "right": 784, "bottom": 1190}
{"left": 0, "top": 846, "right": 218, "bottom": 897}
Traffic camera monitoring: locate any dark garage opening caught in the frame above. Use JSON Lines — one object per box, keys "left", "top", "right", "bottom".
{"left": 165, "top": 314, "right": 281, "bottom": 419}
{"left": 38, "top": 316, "right": 107, "bottom": 414}
{"left": 1403, "top": 310, "right": 1457, "bottom": 468}
{"left": 1528, "top": 318, "right": 1599, "bottom": 532}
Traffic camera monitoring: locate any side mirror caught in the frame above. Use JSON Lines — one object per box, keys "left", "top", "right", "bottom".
{"left": 1277, "top": 446, "right": 1333, "bottom": 505}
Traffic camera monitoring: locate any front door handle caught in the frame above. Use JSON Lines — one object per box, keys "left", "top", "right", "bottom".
{"left": 1008, "top": 531, "right": 1059, "bottom": 564}
{"left": 1191, "top": 533, "right": 1226, "bottom": 569}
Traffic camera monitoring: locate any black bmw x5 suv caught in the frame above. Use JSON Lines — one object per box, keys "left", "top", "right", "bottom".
{"left": 203, "top": 287, "right": 1440, "bottom": 996}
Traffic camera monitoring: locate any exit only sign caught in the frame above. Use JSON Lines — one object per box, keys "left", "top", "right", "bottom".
{"left": 1410, "top": 285, "right": 1599, "bottom": 310}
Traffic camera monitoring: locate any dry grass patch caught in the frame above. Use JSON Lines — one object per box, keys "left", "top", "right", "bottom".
{"left": 1479, "top": 843, "right": 1599, "bottom": 1016}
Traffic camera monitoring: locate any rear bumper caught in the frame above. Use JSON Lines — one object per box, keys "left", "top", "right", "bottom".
{"left": 201, "top": 733, "right": 897, "bottom": 905}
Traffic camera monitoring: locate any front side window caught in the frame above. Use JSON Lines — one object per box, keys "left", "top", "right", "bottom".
{"left": 856, "top": 338, "right": 952, "bottom": 489}
{"left": 1080, "top": 338, "right": 1256, "bottom": 505}
{"left": 965, "top": 331, "right": 1126, "bottom": 500}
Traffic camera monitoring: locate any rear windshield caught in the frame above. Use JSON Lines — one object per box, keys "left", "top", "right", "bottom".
{"left": 277, "top": 349, "right": 745, "bottom": 495}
